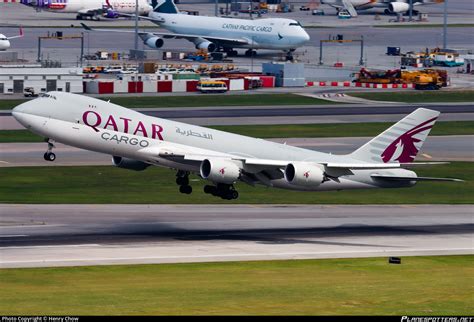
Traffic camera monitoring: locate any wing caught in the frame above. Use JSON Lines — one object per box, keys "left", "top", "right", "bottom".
{"left": 78, "top": 7, "right": 104, "bottom": 15}
{"left": 80, "top": 23, "right": 250, "bottom": 46}
{"left": 6, "top": 27, "right": 23, "bottom": 40}
{"left": 371, "top": 175, "right": 463, "bottom": 182}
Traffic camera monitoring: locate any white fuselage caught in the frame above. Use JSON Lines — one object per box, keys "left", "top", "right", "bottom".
{"left": 30, "top": 0, "right": 151, "bottom": 15}
{"left": 151, "top": 12, "right": 310, "bottom": 50}
{"left": 321, "top": 0, "right": 437, "bottom": 11}
{"left": 0, "top": 35, "right": 10, "bottom": 51}
{"left": 12, "top": 92, "right": 415, "bottom": 192}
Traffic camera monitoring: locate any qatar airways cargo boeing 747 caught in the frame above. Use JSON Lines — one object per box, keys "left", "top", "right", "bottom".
{"left": 12, "top": 92, "right": 461, "bottom": 200}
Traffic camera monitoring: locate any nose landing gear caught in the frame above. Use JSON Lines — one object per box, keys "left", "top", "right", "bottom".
{"left": 43, "top": 139, "right": 56, "bottom": 162}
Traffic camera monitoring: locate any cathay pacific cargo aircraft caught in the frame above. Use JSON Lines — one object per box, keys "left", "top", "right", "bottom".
{"left": 82, "top": 0, "right": 310, "bottom": 60}
{"left": 12, "top": 92, "right": 461, "bottom": 200}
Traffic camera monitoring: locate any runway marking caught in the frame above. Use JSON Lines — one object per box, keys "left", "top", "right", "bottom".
{"left": 0, "top": 224, "right": 65, "bottom": 229}
{"left": 0, "top": 160, "right": 9, "bottom": 164}
{"left": 422, "top": 153, "right": 433, "bottom": 159}
{"left": 0, "top": 244, "right": 100, "bottom": 249}
{"left": 1, "top": 248, "right": 473, "bottom": 265}
{"left": 0, "top": 235, "right": 28, "bottom": 238}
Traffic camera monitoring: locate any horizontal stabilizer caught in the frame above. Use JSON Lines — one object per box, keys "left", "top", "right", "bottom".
{"left": 371, "top": 175, "right": 463, "bottom": 182}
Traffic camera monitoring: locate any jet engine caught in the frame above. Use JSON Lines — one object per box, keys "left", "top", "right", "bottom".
{"left": 284, "top": 162, "right": 325, "bottom": 187}
{"left": 388, "top": 2, "right": 410, "bottom": 13}
{"left": 196, "top": 41, "right": 217, "bottom": 53}
{"left": 104, "top": 9, "right": 119, "bottom": 19}
{"left": 112, "top": 156, "right": 150, "bottom": 171}
{"left": 144, "top": 36, "right": 164, "bottom": 49}
{"left": 200, "top": 159, "right": 240, "bottom": 184}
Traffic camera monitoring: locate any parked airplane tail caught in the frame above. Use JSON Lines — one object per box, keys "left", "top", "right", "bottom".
{"left": 350, "top": 108, "right": 440, "bottom": 164}
{"left": 151, "top": 0, "right": 179, "bottom": 14}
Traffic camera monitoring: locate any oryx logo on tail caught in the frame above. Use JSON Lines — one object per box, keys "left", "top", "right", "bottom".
{"left": 381, "top": 117, "right": 437, "bottom": 163}
{"left": 350, "top": 108, "right": 440, "bottom": 164}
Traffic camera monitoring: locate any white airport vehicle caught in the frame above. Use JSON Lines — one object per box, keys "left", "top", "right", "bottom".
{"left": 20, "top": 0, "right": 152, "bottom": 20}
{"left": 0, "top": 28, "right": 24, "bottom": 51}
{"left": 196, "top": 80, "right": 228, "bottom": 93}
{"left": 12, "top": 92, "right": 461, "bottom": 200}
{"left": 321, "top": 0, "right": 444, "bottom": 16}
{"left": 82, "top": 0, "right": 310, "bottom": 60}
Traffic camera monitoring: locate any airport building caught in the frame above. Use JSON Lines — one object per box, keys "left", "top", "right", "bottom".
{"left": 0, "top": 67, "right": 83, "bottom": 94}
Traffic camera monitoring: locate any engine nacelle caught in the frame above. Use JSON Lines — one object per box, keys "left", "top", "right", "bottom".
{"left": 104, "top": 9, "right": 119, "bottom": 19}
{"left": 388, "top": 2, "right": 410, "bottom": 13}
{"left": 196, "top": 41, "right": 217, "bottom": 53}
{"left": 200, "top": 159, "right": 240, "bottom": 184}
{"left": 144, "top": 36, "right": 164, "bottom": 49}
{"left": 284, "top": 162, "right": 325, "bottom": 187}
{"left": 112, "top": 156, "right": 150, "bottom": 171}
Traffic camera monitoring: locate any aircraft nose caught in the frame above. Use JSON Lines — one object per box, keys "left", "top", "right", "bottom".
{"left": 12, "top": 100, "right": 36, "bottom": 125}
{"left": 303, "top": 31, "right": 310, "bottom": 42}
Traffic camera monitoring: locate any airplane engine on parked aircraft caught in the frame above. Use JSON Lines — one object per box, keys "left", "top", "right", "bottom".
{"left": 104, "top": 9, "right": 119, "bottom": 18}
{"left": 284, "top": 162, "right": 325, "bottom": 187}
{"left": 196, "top": 41, "right": 217, "bottom": 52}
{"left": 200, "top": 159, "right": 240, "bottom": 184}
{"left": 112, "top": 156, "right": 150, "bottom": 171}
{"left": 388, "top": 2, "right": 410, "bottom": 13}
{"left": 144, "top": 36, "right": 164, "bottom": 49}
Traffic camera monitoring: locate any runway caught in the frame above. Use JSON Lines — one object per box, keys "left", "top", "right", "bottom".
{"left": 2, "top": 103, "right": 473, "bottom": 129}
{"left": 0, "top": 204, "right": 472, "bottom": 268}
{"left": 1, "top": 135, "right": 472, "bottom": 167}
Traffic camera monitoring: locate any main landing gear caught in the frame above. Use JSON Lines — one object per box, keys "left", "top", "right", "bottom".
{"left": 203, "top": 183, "right": 239, "bottom": 200}
{"left": 43, "top": 139, "right": 56, "bottom": 162}
{"left": 222, "top": 47, "right": 238, "bottom": 57}
{"left": 285, "top": 49, "right": 295, "bottom": 62}
{"left": 245, "top": 49, "right": 257, "bottom": 57}
{"left": 176, "top": 170, "right": 192, "bottom": 195}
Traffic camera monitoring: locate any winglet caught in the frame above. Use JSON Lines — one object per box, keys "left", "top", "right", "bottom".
{"left": 80, "top": 23, "right": 93, "bottom": 31}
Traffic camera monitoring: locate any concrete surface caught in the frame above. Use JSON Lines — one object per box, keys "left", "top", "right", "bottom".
{"left": 0, "top": 204, "right": 472, "bottom": 268}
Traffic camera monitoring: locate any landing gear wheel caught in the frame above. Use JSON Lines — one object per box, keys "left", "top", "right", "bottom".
{"left": 245, "top": 49, "right": 256, "bottom": 57}
{"left": 179, "top": 185, "right": 192, "bottom": 194}
{"left": 176, "top": 176, "right": 189, "bottom": 186}
{"left": 44, "top": 152, "right": 56, "bottom": 162}
{"left": 204, "top": 185, "right": 217, "bottom": 195}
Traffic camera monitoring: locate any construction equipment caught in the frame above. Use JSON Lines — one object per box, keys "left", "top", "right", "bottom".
{"left": 401, "top": 69, "right": 448, "bottom": 90}
{"left": 356, "top": 68, "right": 401, "bottom": 84}
{"left": 354, "top": 68, "right": 448, "bottom": 90}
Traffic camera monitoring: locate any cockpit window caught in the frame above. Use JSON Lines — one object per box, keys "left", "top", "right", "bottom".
{"left": 289, "top": 21, "right": 302, "bottom": 26}
{"left": 39, "top": 93, "right": 56, "bottom": 99}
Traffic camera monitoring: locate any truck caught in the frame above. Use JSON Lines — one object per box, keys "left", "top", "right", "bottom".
{"left": 23, "top": 87, "right": 39, "bottom": 97}
{"left": 429, "top": 52, "right": 464, "bottom": 67}
{"left": 354, "top": 68, "right": 448, "bottom": 90}
{"left": 401, "top": 69, "right": 448, "bottom": 90}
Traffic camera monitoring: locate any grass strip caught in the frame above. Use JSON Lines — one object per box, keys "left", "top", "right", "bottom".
{"left": 0, "top": 256, "right": 472, "bottom": 315}
{"left": 1, "top": 121, "right": 473, "bottom": 143}
{"left": 0, "top": 162, "right": 471, "bottom": 204}
{"left": 0, "top": 94, "right": 336, "bottom": 111}
{"left": 350, "top": 91, "right": 474, "bottom": 103}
